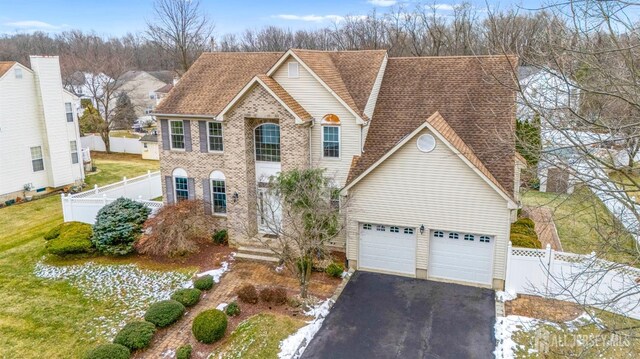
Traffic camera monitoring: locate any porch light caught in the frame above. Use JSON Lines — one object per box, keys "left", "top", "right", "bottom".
{"left": 420, "top": 225, "right": 425, "bottom": 235}
{"left": 232, "top": 192, "right": 239, "bottom": 203}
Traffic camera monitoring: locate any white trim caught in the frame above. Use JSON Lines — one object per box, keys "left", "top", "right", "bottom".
{"left": 29, "top": 145, "right": 45, "bottom": 173}
{"left": 168, "top": 120, "right": 186, "bottom": 151}
{"left": 207, "top": 121, "right": 224, "bottom": 153}
{"left": 216, "top": 76, "right": 305, "bottom": 124}
{"left": 210, "top": 176, "right": 228, "bottom": 215}
{"left": 152, "top": 113, "right": 216, "bottom": 119}
{"left": 266, "top": 50, "right": 365, "bottom": 124}
{"left": 342, "top": 113, "right": 517, "bottom": 208}
{"left": 288, "top": 62, "right": 299, "bottom": 78}
{"left": 363, "top": 53, "right": 388, "bottom": 119}
{"left": 0, "top": 62, "right": 33, "bottom": 82}
{"left": 321, "top": 125, "right": 341, "bottom": 160}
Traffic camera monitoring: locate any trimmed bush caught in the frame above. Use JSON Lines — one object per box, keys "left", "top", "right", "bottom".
{"left": 176, "top": 344, "right": 192, "bottom": 359}
{"left": 272, "top": 287, "right": 288, "bottom": 305}
{"left": 212, "top": 229, "right": 228, "bottom": 245}
{"left": 510, "top": 223, "right": 537, "bottom": 237}
{"left": 192, "top": 309, "right": 227, "bottom": 344}
{"left": 325, "top": 262, "right": 344, "bottom": 278}
{"left": 144, "top": 300, "right": 185, "bottom": 328}
{"left": 510, "top": 233, "right": 542, "bottom": 249}
{"left": 45, "top": 222, "right": 94, "bottom": 256}
{"left": 194, "top": 275, "right": 214, "bottom": 291}
{"left": 171, "top": 288, "right": 201, "bottom": 307}
{"left": 83, "top": 343, "right": 130, "bottom": 359}
{"left": 225, "top": 301, "right": 240, "bottom": 316}
{"left": 515, "top": 217, "right": 536, "bottom": 230}
{"left": 259, "top": 287, "right": 275, "bottom": 303}
{"left": 113, "top": 321, "right": 156, "bottom": 350}
{"left": 237, "top": 284, "right": 258, "bottom": 304}
{"left": 92, "top": 198, "right": 150, "bottom": 255}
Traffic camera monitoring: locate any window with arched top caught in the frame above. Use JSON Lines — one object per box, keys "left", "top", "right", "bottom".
{"left": 172, "top": 168, "right": 188, "bottom": 201}
{"left": 254, "top": 123, "right": 280, "bottom": 162}
{"left": 209, "top": 171, "right": 227, "bottom": 214}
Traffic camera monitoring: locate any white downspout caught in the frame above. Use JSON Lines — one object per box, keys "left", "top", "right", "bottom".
{"left": 309, "top": 118, "right": 315, "bottom": 167}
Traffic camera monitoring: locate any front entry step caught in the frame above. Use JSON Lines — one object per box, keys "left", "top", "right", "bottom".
{"left": 236, "top": 246, "right": 280, "bottom": 263}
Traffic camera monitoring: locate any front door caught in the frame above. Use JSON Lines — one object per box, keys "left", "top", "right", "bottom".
{"left": 257, "top": 184, "right": 281, "bottom": 234}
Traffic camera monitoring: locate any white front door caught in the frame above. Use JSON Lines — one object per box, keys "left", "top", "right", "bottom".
{"left": 359, "top": 223, "right": 416, "bottom": 276}
{"left": 428, "top": 230, "right": 494, "bottom": 286}
{"left": 257, "top": 184, "right": 281, "bottom": 234}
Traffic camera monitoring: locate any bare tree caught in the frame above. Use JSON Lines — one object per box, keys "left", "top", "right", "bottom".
{"left": 146, "top": 0, "right": 214, "bottom": 73}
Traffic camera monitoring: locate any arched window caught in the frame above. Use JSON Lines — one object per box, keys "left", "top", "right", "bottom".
{"left": 172, "top": 168, "right": 189, "bottom": 201}
{"left": 254, "top": 123, "right": 280, "bottom": 162}
{"left": 210, "top": 171, "right": 227, "bottom": 214}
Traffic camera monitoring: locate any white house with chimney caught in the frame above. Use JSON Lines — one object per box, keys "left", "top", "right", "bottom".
{"left": 0, "top": 56, "right": 85, "bottom": 202}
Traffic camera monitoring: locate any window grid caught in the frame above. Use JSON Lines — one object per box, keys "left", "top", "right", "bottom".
{"left": 70, "top": 141, "right": 79, "bottom": 164}
{"left": 170, "top": 121, "right": 185, "bottom": 149}
{"left": 208, "top": 122, "right": 224, "bottom": 152}
{"left": 480, "top": 236, "right": 491, "bottom": 243}
{"left": 433, "top": 231, "right": 444, "bottom": 238}
{"left": 390, "top": 226, "right": 399, "bottom": 233}
{"left": 464, "top": 234, "right": 475, "bottom": 241}
{"left": 363, "top": 223, "right": 372, "bottom": 230}
{"left": 30, "top": 146, "right": 44, "bottom": 172}
{"left": 323, "top": 126, "right": 340, "bottom": 158}
{"left": 65, "top": 103, "right": 73, "bottom": 122}
{"left": 404, "top": 228, "right": 414, "bottom": 235}
{"left": 376, "top": 225, "right": 385, "bottom": 232}
{"left": 449, "top": 232, "right": 459, "bottom": 239}
{"left": 174, "top": 177, "right": 188, "bottom": 201}
{"left": 255, "top": 124, "right": 280, "bottom": 162}
{"left": 211, "top": 180, "right": 227, "bottom": 214}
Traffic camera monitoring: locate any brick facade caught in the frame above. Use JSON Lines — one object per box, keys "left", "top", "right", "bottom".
{"left": 159, "top": 84, "right": 310, "bottom": 246}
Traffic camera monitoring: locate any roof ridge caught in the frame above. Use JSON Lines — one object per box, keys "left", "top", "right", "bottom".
{"left": 389, "top": 54, "right": 516, "bottom": 59}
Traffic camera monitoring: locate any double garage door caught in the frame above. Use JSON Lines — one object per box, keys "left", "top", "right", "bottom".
{"left": 359, "top": 223, "right": 494, "bottom": 286}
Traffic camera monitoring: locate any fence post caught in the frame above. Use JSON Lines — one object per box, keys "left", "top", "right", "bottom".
{"left": 505, "top": 241, "right": 513, "bottom": 291}
{"left": 60, "top": 193, "right": 67, "bottom": 222}
{"left": 544, "top": 244, "right": 552, "bottom": 296}
{"left": 123, "top": 176, "right": 127, "bottom": 197}
{"left": 103, "top": 194, "right": 107, "bottom": 206}
{"left": 147, "top": 170, "right": 152, "bottom": 199}
{"left": 94, "top": 184, "right": 98, "bottom": 194}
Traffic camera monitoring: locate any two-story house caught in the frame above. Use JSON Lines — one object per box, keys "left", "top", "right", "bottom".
{"left": 0, "top": 56, "right": 84, "bottom": 202}
{"left": 154, "top": 50, "right": 520, "bottom": 290}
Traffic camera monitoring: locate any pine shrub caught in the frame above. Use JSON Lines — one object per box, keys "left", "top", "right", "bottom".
{"left": 144, "top": 300, "right": 185, "bottom": 328}
{"left": 192, "top": 309, "right": 227, "bottom": 344}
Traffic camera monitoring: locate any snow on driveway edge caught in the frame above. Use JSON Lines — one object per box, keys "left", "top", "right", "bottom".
{"left": 278, "top": 299, "right": 334, "bottom": 359}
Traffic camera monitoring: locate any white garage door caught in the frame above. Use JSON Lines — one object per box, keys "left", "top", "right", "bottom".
{"left": 359, "top": 223, "right": 416, "bottom": 276}
{"left": 428, "top": 230, "right": 494, "bottom": 286}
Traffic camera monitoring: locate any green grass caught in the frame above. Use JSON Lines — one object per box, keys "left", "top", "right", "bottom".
{"left": 0, "top": 153, "right": 165, "bottom": 358}
{"left": 609, "top": 170, "right": 640, "bottom": 201}
{"left": 522, "top": 188, "right": 638, "bottom": 266}
{"left": 512, "top": 310, "right": 640, "bottom": 358}
{"left": 211, "top": 313, "right": 305, "bottom": 359}
{"left": 85, "top": 152, "right": 159, "bottom": 187}
{"left": 109, "top": 130, "right": 142, "bottom": 139}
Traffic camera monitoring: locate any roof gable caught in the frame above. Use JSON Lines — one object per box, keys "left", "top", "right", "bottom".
{"left": 0, "top": 61, "right": 16, "bottom": 78}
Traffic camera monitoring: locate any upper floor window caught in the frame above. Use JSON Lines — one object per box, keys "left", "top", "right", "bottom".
{"left": 208, "top": 122, "right": 223, "bottom": 152}
{"left": 255, "top": 123, "right": 280, "bottom": 162}
{"left": 169, "top": 120, "right": 185, "bottom": 150}
{"left": 65, "top": 103, "right": 73, "bottom": 122}
{"left": 288, "top": 62, "right": 299, "bottom": 78}
{"left": 70, "top": 141, "right": 79, "bottom": 164}
{"left": 323, "top": 126, "right": 340, "bottom": 158}
{"left": 14, "top": 68, "right": 22, "bottom": 79}
{"left": 30, "top": 146, "right": 44, "bottom": 172}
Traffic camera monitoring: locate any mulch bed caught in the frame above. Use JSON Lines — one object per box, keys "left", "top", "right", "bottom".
{"left": 128, "top": 242, "right": 234, "bottom": 271}
{"left": 505, "top": 294, "right": 583, "bottom": 322}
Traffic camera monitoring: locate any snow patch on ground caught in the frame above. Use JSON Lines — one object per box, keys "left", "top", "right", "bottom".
{"left": 216, "top": 302, "right": 228, "bottom": 311}
{"left": 494, "top": 315, "right": 542, "bottom": 358}
{"left": 496, "top": 290, "right": 517, "bottom": 302}
{"left": 34, "top": 260, "right": 193, "bottom": 340}
{"left": 278, "top": 299, "right": 333, "bottom": 359}
{"left": 196, "top": 253, "right": 234, "bottom": 283}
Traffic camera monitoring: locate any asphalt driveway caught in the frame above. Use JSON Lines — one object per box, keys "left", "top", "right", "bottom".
{"left": 302, "top": 271, "right": 495, "bottom": 359}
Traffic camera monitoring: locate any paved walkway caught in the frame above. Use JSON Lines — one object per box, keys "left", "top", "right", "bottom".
{"left": 139, "top": 261, "right": 336, "bottom": 358}
{"left": 525, "top": 207, "right": 563, "bottom": 250}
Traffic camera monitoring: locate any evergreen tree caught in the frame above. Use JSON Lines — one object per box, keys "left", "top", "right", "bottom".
{"left": 113, "top": 93, "right": 137, "bottom": 129}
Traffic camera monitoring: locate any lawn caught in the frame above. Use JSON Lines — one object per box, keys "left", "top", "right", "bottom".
{"left": 609, "top": 170, "right": 640, "bottom": 201}
{"left": 211, "top": 313, "right": 305, "bottom": 359}
{"left": 108, "top": 130, "right": 143, "bottom": 139}
{"left": 0, "top": 153, "right": 174, "bottom": 358}
{"left": 85, "top": 152, "right": 159, "bottom": 187}
{"left": 521, "top": 188, "right": 638, "bottom": 266}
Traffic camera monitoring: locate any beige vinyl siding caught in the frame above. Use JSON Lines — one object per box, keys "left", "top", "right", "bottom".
{"left": 363, "top": 54, "right": 387, "bottom": 120}
{"left": 346, "top": 128, "right": 512, "bottom": 281}
{"left": 272, "top": 58, "right": 360, "bottom": 187}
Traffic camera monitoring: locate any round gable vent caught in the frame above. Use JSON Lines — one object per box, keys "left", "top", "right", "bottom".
{"left": 417, "top": 134, "right": 436, "bottom": 153}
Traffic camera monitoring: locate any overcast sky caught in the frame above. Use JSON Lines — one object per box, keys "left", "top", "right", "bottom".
{"left": 0, "top": 0, "right": 552, "bottom": 37}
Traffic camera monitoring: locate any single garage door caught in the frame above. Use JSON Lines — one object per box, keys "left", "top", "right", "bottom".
{"left": 428, "top": 230, "right": 494, "bottom": 286}
{"left": 359, "top": 223, "right": 416, "bottom": 276}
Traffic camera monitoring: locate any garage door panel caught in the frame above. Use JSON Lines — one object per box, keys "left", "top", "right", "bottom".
{"left": 359, "top": 224, "right": 416, "bottom": 276}
{"left": 429, "top": 230, "right": 493, "bottom": 286}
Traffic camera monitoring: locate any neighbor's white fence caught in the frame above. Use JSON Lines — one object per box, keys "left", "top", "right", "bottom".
{"left": 506, "top": 242, "right": 640, "bottom": 320}
{"left": 61, "top": 171, "right": 163, "bottom": 224}
{"left": 81, "top": 134, "right": 143, "bottom": 154}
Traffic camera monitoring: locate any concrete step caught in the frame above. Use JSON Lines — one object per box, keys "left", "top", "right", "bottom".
{"left": 235, "top": 252, "right": 280, "bottom": 263}
{"left": 237, "top": 246, "right": 275, "bottom": 255}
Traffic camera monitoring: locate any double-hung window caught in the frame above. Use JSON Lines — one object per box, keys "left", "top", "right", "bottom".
{"left": 65, "top": 103, "right": 74, "bottom": 122}
{"left": 30, "top": 146, "right": 44, "bottom": 172}
{"left": 170, "top": 120, "right": 185, "bottom": 149}
{"left": 70, "top": 141, "right": 79, "bottom": 164}
{"left": 174, "top": 177, "right": 189, "bottom": 201}
{"left": 208, "top": 122, "right": 223, "bottom": 152}
{"left": 322, "top": 126, "right": 340, "bottom": 158}
{"left": 212, "top": 179, "right": 227, "bottom": 214}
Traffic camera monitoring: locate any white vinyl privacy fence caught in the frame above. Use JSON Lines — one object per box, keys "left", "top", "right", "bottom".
{"left": 61, "top": 171, "right": 163, "bottom": 224}
{"left": 506, "top": 242, "right": 640, "bottom": 320}
{"left": 81, "top": 134, "right": 143, "bottom": 154}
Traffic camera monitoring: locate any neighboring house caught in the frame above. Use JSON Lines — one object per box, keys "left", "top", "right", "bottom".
{"left": 154, "top": 50, "right": 519, "bottom": 290}
{"left": 66, "top": 71, "right": 113, "bottom": 111}
{"left": 118, "top": 70, "right": 174, "bottom": 118}
{"left": 154, "top": 82, "right": 174, "bottom": 105}
{"left": 0, "top": 56, "right": 85, "bottom": 202}
{"left": 140, "top": 133, "right": 159, "bottom": 160}
{"left": 517, "top": 66, "right": 579, "bottom": 125}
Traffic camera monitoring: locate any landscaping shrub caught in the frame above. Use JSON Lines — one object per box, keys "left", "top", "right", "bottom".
{"left": 176, "top": 344, "right": 192, "bottom": 359}
{"left": 144, "top": 300, "right": 185, "bottom": 327}
{"left": 272, "top": 287, "right": 288, "bottom": 305}
{"left": 92, "top": 198, "right": 150, "bottom": 255}
{"left": 194, "top": 275, "right": 214, "bottom": 291}
{"left": 45, "top": 222, "right": 94, "bottom": 256}
{"left": 515, "top": 217, "right": 536, "bottom": 230}
{"left": 510, "top": 223, "right": 537, "bottom": 237}
{"left": 83, "top": 343, "right": 130, "bottom": 359}
{"left": 225, "top": 301, "right": 240, "bottom": 316}
{"left": 192, "top": 309, "right": 227, "bottom": 344}
{"left": 212, "top": 229, "right": 228, "bottom": 245}
{"left": 325, "top": 262, "right": 344, "bottom": 278}
{"left": 113, "top": 321, "right": 156, "bottom": 350}
{"left": 171, "top": 288, "right": 201, "bottom": 307}
{"left": 510, "top": 233, "right": 543, "bottom": 249}
{"left": 259, "top": 287, "right": 275, "bottom": 303}
{"left": 237, "top": 284, "right": 258, "bottom": 304}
